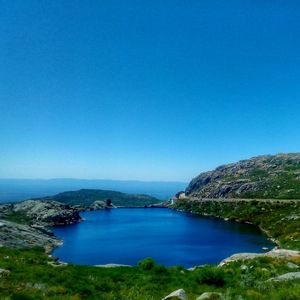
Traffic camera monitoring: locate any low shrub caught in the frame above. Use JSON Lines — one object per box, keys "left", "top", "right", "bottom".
{"left": 138, "top": 257, "right": 156, "bottom": 271}
{"left": 195, "top": 266, "right": 226, "bottom": 287}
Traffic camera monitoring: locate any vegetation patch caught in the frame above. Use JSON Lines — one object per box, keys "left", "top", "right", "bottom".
{"left": 2, "top": 210, "right": 32, "bottom": 225}
{"left": 0, "top": 247, "right": 299, "bottom": 299}
{"left": 34, "top": 189, "right": 161, "bottom": 207}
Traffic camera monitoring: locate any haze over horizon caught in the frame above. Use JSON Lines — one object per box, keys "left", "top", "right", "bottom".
{"left": 1, "top": 1, "right": 300, "bottom": 181}
{"left": 0, "top": 178, "right": 188, "bottom": 202}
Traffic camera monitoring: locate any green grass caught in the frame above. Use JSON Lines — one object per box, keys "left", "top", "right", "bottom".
{"left": 2, "top": 211, "right": 32, "bottom": 225}
{"left": 0, "top": 247, "right": 299, "bottom": 299}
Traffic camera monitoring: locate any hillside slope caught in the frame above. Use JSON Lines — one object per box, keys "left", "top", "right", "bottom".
{"left": 34, "top": 189, "right": 161, "bottom": 207}
{"left": 186, "top": 153, "right": 300, "bottom": 199}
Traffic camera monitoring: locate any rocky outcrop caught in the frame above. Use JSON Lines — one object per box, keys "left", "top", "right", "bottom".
{"left": 89, "top": 200, "right": 107, "bottom": 210}
{"left": 13, "top": 200, "right": 81, "bottom": 226}
{"left": 268, "top": 271, "right": 300, "bottom": 282}
{"left": 0, "top": 200, "right": 82, "bottom": 252}
{"left": 0, "top": 220, "right": 61, "bottom": 252}
{"left": 186, "top": 153, "right": 300, "bottom": 199}
{"left": 219, "top": 248, "right": 300, "bottom": 266}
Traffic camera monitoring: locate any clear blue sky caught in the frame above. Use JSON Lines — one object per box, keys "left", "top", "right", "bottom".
{"left": 1, "top": 0, "right": 300, "bottom": 181}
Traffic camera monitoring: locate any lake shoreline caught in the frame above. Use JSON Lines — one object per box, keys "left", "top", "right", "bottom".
{"left": 52, "top": 206, "right": 274, "bottom": 267}
{"left": 173, "top": 207, "right": 279, "bottom": 248}
{"left": 172, "top": 198, "right": 300, "bottom": 250}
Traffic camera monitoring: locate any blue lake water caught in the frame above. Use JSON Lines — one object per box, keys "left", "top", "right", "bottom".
{"left": 53, "top": 208, "right": 274, "bottom": 267}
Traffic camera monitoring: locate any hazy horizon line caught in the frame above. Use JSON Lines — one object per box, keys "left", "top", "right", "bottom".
{"left": 0, "top": 177, "right": 188, "bottom": 184}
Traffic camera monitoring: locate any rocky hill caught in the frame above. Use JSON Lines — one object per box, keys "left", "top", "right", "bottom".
{"left": 186, "top": 153, "right": 300, "bottom": 199}
{"left": 0, "top": 200, "right": 81, "bottom": 251}
{"left": 12, "top": 200, "right": 81, "bottom": 226}
{"left": 35, "top": 189, "right": 161, "bottom": 207}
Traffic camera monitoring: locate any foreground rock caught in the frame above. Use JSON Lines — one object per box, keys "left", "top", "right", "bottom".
{"left": 268, "top": 271, "right": 300, "bottom": 282}
{"left": 287, "top": 262, "right": 299, "bottom": 269}
{"left": 196, "top": 292, "right": 222, "bottom": 300}
{"left": 0, "top": 268, "right": 10, "bottom": 278}
{"left": 162, "top": 288, "right": 187, "bottom": 300}
{"left": 0, "top": 220, "right": 61, "bottom": 252}
{"left": 219, "top": 248, "right": 300, "bottom": 266}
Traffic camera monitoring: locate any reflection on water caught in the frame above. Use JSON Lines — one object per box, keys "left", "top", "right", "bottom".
{"left": 53, "top": 208, "right": 274, "bottom": 267}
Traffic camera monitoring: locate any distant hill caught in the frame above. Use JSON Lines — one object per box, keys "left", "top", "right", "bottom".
{"left": 34, "top": 189, "right": 161, "bottom": 207}
{"left": 0, "top": 179, "right": 187, "bottom": 203}
{"left": 186, "top": 153, "right": 300, "bottom": 199}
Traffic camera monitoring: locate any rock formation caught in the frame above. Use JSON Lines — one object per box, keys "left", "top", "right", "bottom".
{"left": 0, "top": 200, "right": 82, "bottom": 252}
{"left": 186, "top": 153, "right": 300, "bottom": 199}
{"left": 0, "top": 220, "right": 60, "bottom": 251}
{"left": 13, "top": 200, "right": 81, "bottom": 226}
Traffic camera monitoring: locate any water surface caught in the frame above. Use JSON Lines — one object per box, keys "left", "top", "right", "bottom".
{"left": 53, "top": 208, "right": 273, "bottom": 267}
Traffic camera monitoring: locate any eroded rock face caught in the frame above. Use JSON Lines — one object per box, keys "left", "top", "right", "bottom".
{"left": 0, "top": 220, "right": 61, "bottom": 251}
{"left": 185, "top": 153, "right": 300, "bottom": 199}
{"left": 0, "top": 200, "right": 82, "bottom": 252}
{"left": 89, "top": 200, "right": 107, "bottom": 210}
{"left": 13, "top": 200, "right": 81, "bottom": 226}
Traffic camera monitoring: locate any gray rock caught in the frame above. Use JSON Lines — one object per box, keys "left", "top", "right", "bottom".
{"left": 48, "top": 261, "right": 68, "bottom": 267}
{"left": 268, "top": 271, "right": 300, "bottom": 282}
{"left": 89, "top": 200, "right": 106, "bottom": 210}
{"left": 287, "top": 262, "right": 299, "bottom": 269}
{"left": 25, "top": 282, "right": 47, "bottom": 290}
{"left": 0, "top": 200, "right": 82, "bottom": 252}
{"left": 219, "top": 248, "right": 300, "bottom": 266}
{"left": 0, "top": 268, "right": 10, "bottom": 277}
{"left": 95, "top": 263, "right": 132, "bottom": 268}
{"left": 162, "top": 288, "right": 186, "bottom": 300}
{"left": 0, "top": 220, "right": 61, "bottom": 252}
{"left": 196, "top": 292, "right": 222, "bottom": 300}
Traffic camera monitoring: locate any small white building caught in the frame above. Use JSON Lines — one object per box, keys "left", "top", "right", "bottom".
{"left": 170, "top": 196, "right": 177, "bottom": 205}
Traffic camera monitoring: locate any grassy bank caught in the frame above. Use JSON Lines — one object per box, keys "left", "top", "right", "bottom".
{"left": 172, "top": 199, "right": 300, "bottom": 250}
{"left": 0, "top": 247, "right": 300, "bottom": 300}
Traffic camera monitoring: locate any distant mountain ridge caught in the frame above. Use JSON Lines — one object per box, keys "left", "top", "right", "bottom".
{"left": 34, "top": 189, "right": 161, "bottom": 207}
{"left": 0, "top": 179, "right": 187, "bottom": 203}
{"left": 186, "top": 153, "right": 300, "bottom": 199}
